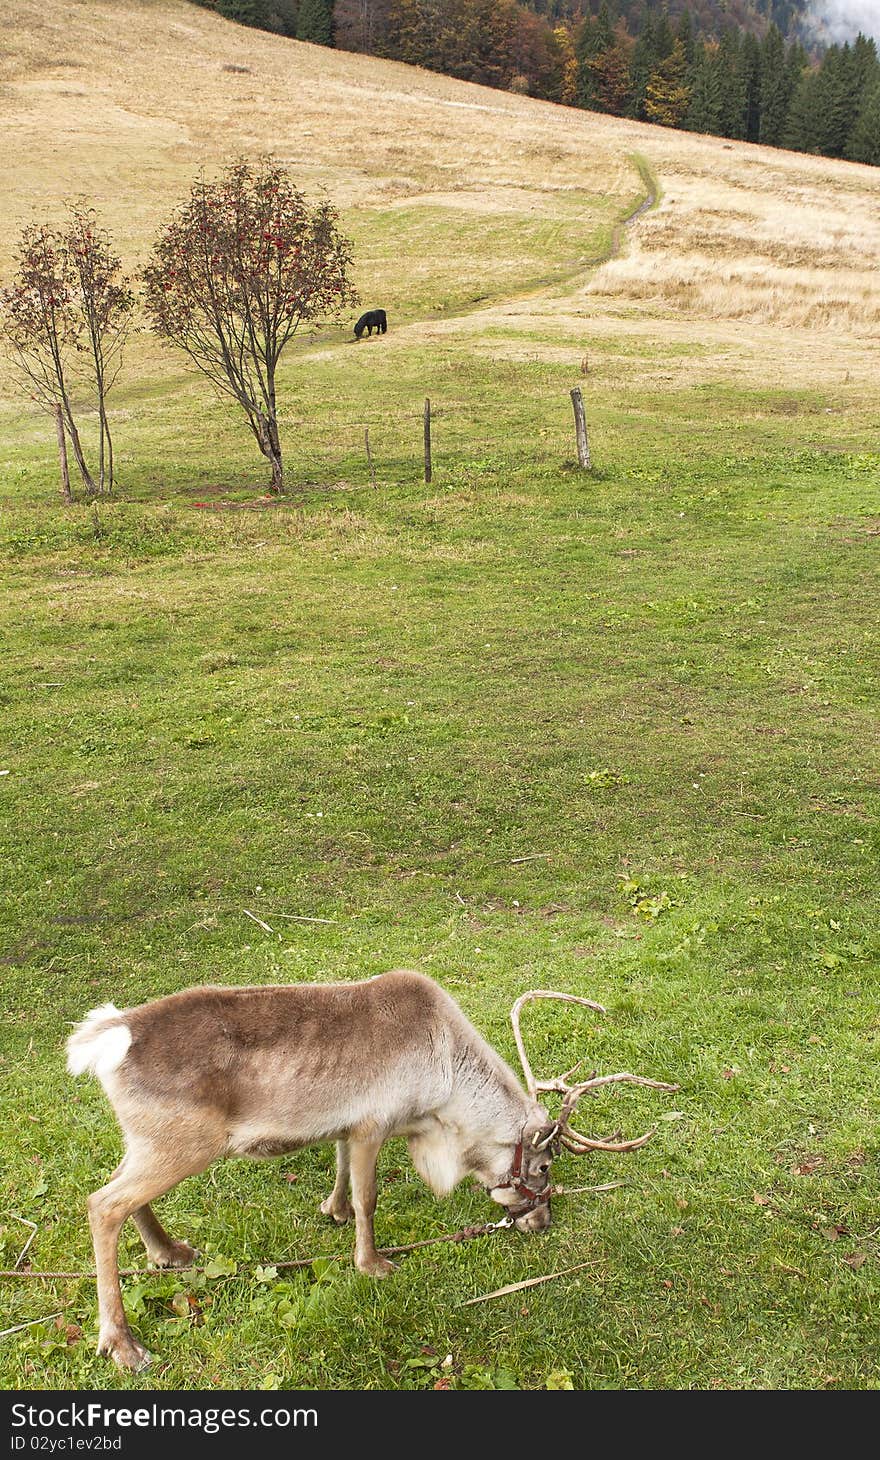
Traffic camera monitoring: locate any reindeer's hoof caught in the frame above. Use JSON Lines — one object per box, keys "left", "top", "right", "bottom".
{"left": 320, "top": 1196, "right": 354, "bottom": 1225}
{"left": 356, "top": 1254, "right": 395, "bottom": 1278}
{"left": 99, "top": 1330, "right": 152, "bottom": 1372}
{"left": 151, "top": 1240, "right": 200, "bottom": 1269}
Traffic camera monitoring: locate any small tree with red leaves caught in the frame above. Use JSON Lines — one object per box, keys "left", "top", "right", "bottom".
{"left": 1, "top": 213, "right": 133, "bottom": 497}
{"left": 66, "top": 206, "right": 135, "bottom": 494}
{"left": 143, "top": 158, "right": 358, "bottom": 493}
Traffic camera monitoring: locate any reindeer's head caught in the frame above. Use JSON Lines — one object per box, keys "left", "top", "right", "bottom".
{"left": 484, "top": 1104, "right": 559, "bottom": 1232}
{"left": 487, "top": 990, "right": 679, "bottom": 1233}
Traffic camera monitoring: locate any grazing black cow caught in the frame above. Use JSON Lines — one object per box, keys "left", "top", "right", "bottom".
{"left": 354, "top": 309, "right": 387, "bottom": 339}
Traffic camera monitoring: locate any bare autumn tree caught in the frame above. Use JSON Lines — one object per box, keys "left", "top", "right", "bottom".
{"left": 66, "top": 206, "right": 134, "bottom": 493}
{"left": 0, "top": 214, "right": 133, "bottom": 498}
{"left": 142, "top": 158, "right": 358, "bottom": 493}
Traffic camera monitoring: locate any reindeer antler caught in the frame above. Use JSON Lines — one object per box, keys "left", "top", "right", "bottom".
{"left": 510, "top": 990, "right": 678, "bottom": 1155}
{"left": 510, "top": 990, "right": 607, "bottom": 1097}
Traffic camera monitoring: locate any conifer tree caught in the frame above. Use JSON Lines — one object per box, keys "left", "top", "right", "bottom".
{"left": 741, "top": 32, "right": 762, "bottom": 143}
{"left": 652, "top": 8, "right": 674, "bottom": 65}
{"left": 574, "top": 13, "right": 600, "bottom": 107}
{"left": 784, "top": 66, "right": 822, "bottom": 152}
{"left": 792, "top": 44, "right": 858, "bottom": 158}
{"left": 644, "top": 39, "right": 690, "bottom": 127}
{"left": 844, "top": 36, "right": 880, "bottom": 159}
{"left": 384, "top": 0, "right": 425, "bottom": 67}
{"left": 828, "top": 36, "right": 878, "bottom": 159}
{"left": 267, "top": 1, "right": 298, "bottom": 36}
{"left": 215, "top": 0, "right": 273, "bottom": 25}
{"left": 297, "top": 0, "right": 335, "bottom": 45}
{"left": 554, "top": 25, "right": 579, "bottom": 107}
{"left": 826, "top": 43, "right": 861, "bottom": 157}
{"left": 593, "top": 1, "right": 615, "bottom": 54}
{"left": 576, "top": 3, "right": 616, "bottom": 109}
{"left": 759, "top": 24, "right": 789, "bottom": 145}
{"left": 588, "top": 42, "right": 632, "bottom": 116}
{"left": 675, "top": 8, "right": 694, "bottom": 68}
{"left": 786, "top": 40, "right": 809, "bottom": 83}
{"left": 686, "top": 40, "right": 723, "bottom": 134}
{"left": 628, "top": 8, "right": 657, "bottom": 118}
{"left": 851, "top": 33, "right": 879, "bottom": 98}
{"left": 716, "top": 28, "right": 746, "bottom": 138}
{"left": 847, "top": 78, "right": 880, "bottom": 164}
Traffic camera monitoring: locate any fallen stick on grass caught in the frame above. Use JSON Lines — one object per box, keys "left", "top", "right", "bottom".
{"left": 242, "top": 909, "right": 274, "bottom": 934}
{"left": 0, "top": 1313, "right": 62, "bottom": 1340}
{"left": 11, "top": 1215, "right": 38, "bottom": 1271}
{"left": 554, "top": 1181, "right": 624, "bottom": 1196}
{"left": 460, "top": 1261, "right": 599, "bottom": 1307}
{"left": 269, "top": 914, "right": 337, "bottom": 924}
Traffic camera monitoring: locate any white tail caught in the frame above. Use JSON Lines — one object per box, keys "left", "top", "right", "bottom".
{"left": 66, "top": 1004, "right": 131, "bottom": 1080}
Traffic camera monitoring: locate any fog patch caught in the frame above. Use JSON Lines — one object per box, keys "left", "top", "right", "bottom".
{"left": 805, "top": 1, "right": 880, "bottom": 44}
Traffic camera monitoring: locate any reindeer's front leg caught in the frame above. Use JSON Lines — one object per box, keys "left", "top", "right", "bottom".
{"left": 349, "top": 1131, "right": 394, "bottom": 1277}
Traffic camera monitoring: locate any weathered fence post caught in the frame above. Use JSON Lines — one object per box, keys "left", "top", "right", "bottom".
{"left": 570, "top": 386, "right": 591, "bottom": 471}
{"left": 54, "top": 404, "right": 72, "bottom": 504}
{"left": 365, "top": 427, "right": 376, "bottom": 487}
{"left": 424, "top": 397, "right": 432, "bottom": 484}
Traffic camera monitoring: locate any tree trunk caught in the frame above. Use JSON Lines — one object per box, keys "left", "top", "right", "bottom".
{"left": 254, "top": 411, "right": 284, "bottom": 493}
{"left": 97, "top": 400, "right": 106, "bottom": 493}
{"left": 54, "top": 405, "right": 72, "bottom": 505}
{"left": 97, "top": 401, "right": 114, "bottom": 492}
{"left": 106, "top": 415, "right": 115, "bottom": 492}
{"left": 65, "top": 410, "right": 97, "bottom": 492}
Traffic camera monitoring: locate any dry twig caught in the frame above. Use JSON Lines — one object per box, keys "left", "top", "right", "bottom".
{"left": 270, "top": 914, "right": 337, "bottom": 925}
{"left": 0, "top": 1312, "right": 62, "bottom": 1340}
{"left": 460, "top": 1261, "right": 598, "bottom": 1307}
{"left": 242, "top": 909, "right": 274, "bottom": 934}
{"left": 11, "top": 1215, "right": 38, "bottom": 1271}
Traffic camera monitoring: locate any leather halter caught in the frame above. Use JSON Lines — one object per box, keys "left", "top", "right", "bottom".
{"left": 493, "top": 1138, "right": 553, "bottom": 1214}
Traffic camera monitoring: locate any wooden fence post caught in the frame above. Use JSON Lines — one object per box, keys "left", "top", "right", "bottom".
{"left": 54, "top": 404, "right": 72, "bottom": 504}
{"left": 570, "top": 386, "right": 591, "bottom": 470}
{"left": 365, "top": 427, "right": 376, "bottom": 487}
{"left": 424, "top": 397, "right": 432, "bottom": 484}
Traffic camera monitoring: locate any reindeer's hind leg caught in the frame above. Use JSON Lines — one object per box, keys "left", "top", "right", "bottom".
{"left": 320, "top": 1139, "right": 353, "bottom": 1224}
{"left": 88, "top": 1135, "right": 221, "bottom": 1370}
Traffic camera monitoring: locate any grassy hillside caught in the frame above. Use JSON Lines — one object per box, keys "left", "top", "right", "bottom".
{"left": 0, "top": 1, "right": 637, "bottom": 298}
{"left": 1, "top": 0, "right": 879, "bottom": 1393}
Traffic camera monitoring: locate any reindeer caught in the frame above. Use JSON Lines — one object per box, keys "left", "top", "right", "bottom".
{"left": 67, "top": 971, "right": 676, "bottom": 1370}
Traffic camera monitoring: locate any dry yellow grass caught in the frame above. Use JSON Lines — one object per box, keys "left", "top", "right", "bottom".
{"left": 0, "top": 0, "right": 634, "bottom": 306}
{"left": 1, "top": 0, "right": 879, "bottom": 404}
{"left": 589, "top": 126, "right": 880, "bottom": 335}
{"left": 420, "top": 108, "right": 880, "bottom": 390}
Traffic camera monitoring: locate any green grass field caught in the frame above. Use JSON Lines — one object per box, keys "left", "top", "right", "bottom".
{"left": 2, "top": 304, "right": 879, "bottom": 1389}
{"left": 1, "top": 0, "right": 879, "bottom": 1396}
